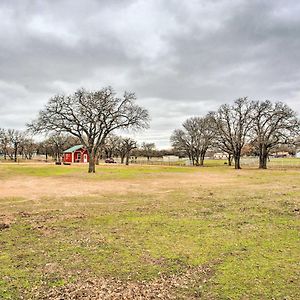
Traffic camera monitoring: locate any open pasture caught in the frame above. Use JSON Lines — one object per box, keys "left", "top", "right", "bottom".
{"left": 0, "top": 163, "right": 299, "bottom": 299}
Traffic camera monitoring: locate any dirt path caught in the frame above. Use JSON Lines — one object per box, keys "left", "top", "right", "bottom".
{"left": 0, "top": 172, "right": 231, "bottom": 200}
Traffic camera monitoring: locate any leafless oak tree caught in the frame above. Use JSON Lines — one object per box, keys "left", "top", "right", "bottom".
{"left": 111, "top": 136, "right": 137, "bottom": 165}
{"left": 141, "top": 142, "right": 156, "bottom": 161}
{"left": 120, "top": 137, "right": 137, "bottom": 165}
{"left": 0, "top": 129, "right": 38, "bottom": 161}
{"left": 0, "top": 128, "right": 9, "bottom": 160}
{"left": 7, "top": 129, "right": 24, "bottom": 162}
{"left": 251, "top": 100, "right": 299, "bottom": 169}
{"left": 28, "top": 87, "right": 149, "bottom": 173}
{"left": 19, "top": 137, "right": 36, "bottom": 160}
{"left": 103, "top": 134, "right": 121, "bottom": 159}
{"left": 44, "top": 134, "right": 79, "bottom": 163}
{"left": 171, "top": 129, "right": 193, "bottom": 163}
{"left": 210, "top": 97, "right": 253, "bottom": 169}
{"left": 171, "top": 115, "right": 215, "bottom": 166}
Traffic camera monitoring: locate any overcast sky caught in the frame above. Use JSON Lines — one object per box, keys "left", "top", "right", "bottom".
{"left": 0, "top": 0, "right": 299, "bottom": 148}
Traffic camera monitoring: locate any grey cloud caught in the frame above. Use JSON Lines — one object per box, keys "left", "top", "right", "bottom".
{"left": 0, "top": 0, "right": 299, "bottom": 148}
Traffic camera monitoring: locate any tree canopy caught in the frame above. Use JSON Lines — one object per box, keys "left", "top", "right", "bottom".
{"left": 28, "top": 87, "right": 149, "bottom": 172}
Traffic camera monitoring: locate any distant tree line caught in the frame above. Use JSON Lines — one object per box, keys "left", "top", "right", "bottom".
{"left": 0, "top": 128, "right": 172, "bottom": 166}
{"left": 0, "top": 129, "right": 36, "bottom": 162}
{"left": 101, "top": 138, "right": 175, "bottom": 165}
{"left": 0, "top": 130, "right": 80, "bottom": 162}
{"left": 171, "top": 98, "right": 300, "bottom": 169}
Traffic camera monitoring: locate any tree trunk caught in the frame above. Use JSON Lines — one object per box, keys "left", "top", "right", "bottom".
{"left": 88, "top": 156, "right": 96, "bottom": 173}
{"left": 199, "top": 153, "right": 205, "bottom": 166}
{"left": 234, "top": 155, "right": 241, "bottom": 169}
{"left": 191, "top": 154, "right": 195, "bottom": 165}
{"left": 199, "top": 150, "right": 206, "bottom": 166}
{"left": 125, "top": 154, "right": 129, "bottom": 165}
{"left": 259, "top": 147, "right": 268, "bottom": 169}
{"left": 199, "top": 157, "right": 204, "bottom": 166}
{"left": 228, "top": 154, "right": 232, "bottom": 166}
{"left": 121, "top": 154, "right": 125, "bottom": 164}
{"left": 14, "top": 144, "right": 18, "bottom": 162}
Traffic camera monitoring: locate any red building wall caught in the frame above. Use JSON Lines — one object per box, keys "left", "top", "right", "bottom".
{"left": 63, "top": 148, "right": 89, "bottom": 163}
{"left": 64, "top": 153, "right": 72, "bottom": 163}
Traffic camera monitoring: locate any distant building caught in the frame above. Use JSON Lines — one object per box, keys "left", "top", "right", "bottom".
{"left": 213, "top": 152, "right": 228, "bottom": 159}
{"left": 162, "top": 155, "right": 179, "bottom": 162}
{"left": 63, "top": 145, "right": 89, "bottom": 163}
{"left": 270, "top": 151, "right": 290, "bottom": 158}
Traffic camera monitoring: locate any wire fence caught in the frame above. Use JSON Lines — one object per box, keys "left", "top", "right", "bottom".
{"left": 128, "top": 157, "right": 300, "bottom": 169}
{"left": 128, "top": 159, "right": 188, "bottom": 167}
{"left": 1, "top": 156, "right": 299, "bottom": 169}
{"left": 241, "top": 157, "right": 300, "bottom": 169}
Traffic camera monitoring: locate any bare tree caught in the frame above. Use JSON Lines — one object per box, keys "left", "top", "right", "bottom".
{"left": 103, "top": 134, "right": 121, "bottom": 159}
{"left": 19, "top": 137, "right": 37, "bottom": 160}
{"left": 171, "top": 129, "right": 194, "bottom": 163}
{"left": 141, "top": 142, "right": 156, "bottom": 161}
{"left": 211, "top": 98, "right": 253, "bottom": 169}
{"left": 45, "top": 134, "right": 79, "bottom": 163}
{"left": 0, "top": 128, "right": 9, "bottom": 160}
{"left": 123, "top": 138, "right": 137, "bottom": 165}
{"left": 0, "top": 129, "right": 36, "bottom": 161}
{"left": 36, "top": 140, "right": 53, "bottom": 162}
{"left": 185, "top": 116, "right": 215, "bottom": 166}
{"left": 114, "top": 136, "right": 137, "bottom": 164}
{"left": 7, "top": 129, "right": 24, "bottom": 162}
{"left": 171, "top": 115, "right": 215, "bottom": 166}
{"left": 251, "top": 100, "right": 299, "bottom": 169}
{"left": 28, "top": 87, "right": 149, "bottom": 173}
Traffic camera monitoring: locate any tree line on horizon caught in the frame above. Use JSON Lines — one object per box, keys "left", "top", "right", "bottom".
{"left": 171, "top": 97, "right": 300, "bottom": 169}
{"left": 0, "top": 129, "right": 160, "bottom": 166}
{"left": 1, "top": 87, "right": 299, "bottom": 172}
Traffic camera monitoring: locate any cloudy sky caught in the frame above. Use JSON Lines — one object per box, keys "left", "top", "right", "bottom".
{"left": 0, "top": 0, "right": 299, "bottom": 148}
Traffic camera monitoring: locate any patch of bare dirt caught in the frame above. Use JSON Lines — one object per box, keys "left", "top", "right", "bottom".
{"left": 35, "top": 263, "right": 217, "bottom": 300}
{"left": 0, "top": 214, "right": 15, "bottom": 230}
{"left": 0, "top": 171, "right": 232, "bottom": 201}
{"left": 0, "top": 222, "right": 10, "bottom": 230}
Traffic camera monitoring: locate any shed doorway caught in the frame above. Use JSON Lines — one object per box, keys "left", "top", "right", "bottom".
{"left": 83, "top": 154, "right": 88, "bottom": 163}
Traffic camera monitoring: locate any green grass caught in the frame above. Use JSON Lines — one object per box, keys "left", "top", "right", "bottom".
{"left": 0, "top": 164, "right": 299, "bottom": 299}
{"left": 0, "top": 164, "right": 81, "bottom": 178}
{"left": 0, "top": 163, "right": 196, "bottom": 180}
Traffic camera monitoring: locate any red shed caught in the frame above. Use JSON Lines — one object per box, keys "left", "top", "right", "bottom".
{"left": 63, "top": 145, "right": 89, "bottom": 163}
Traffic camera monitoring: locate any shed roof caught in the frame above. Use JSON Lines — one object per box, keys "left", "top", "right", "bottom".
{"left": 63, "top": 145, "right": 84, "bottom": 153}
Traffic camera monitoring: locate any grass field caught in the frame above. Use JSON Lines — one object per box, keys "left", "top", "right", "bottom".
{"left": 0, "top": 163, "right": 299, "bottom": 299}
